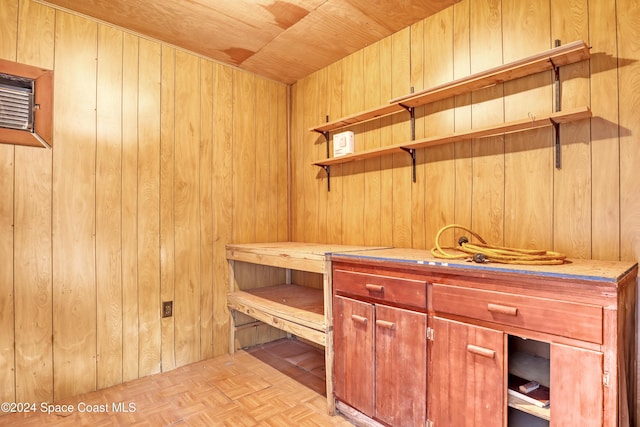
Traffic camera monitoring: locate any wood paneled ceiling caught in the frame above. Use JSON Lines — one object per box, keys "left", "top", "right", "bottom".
{"left": 38, "top": 0, "right": 458, "bottom": 84}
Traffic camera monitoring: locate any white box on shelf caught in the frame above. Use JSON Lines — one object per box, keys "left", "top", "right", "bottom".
{"left": 333, "top": 131, "right": 354, "bottom": 157}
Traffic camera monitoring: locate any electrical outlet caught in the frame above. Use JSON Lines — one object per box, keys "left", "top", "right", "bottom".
{"left": 162, "top": 301, "right": 173, "bottom": 318}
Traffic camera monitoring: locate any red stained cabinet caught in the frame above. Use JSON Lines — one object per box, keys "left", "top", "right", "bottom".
{"left": 333, "top": 267, "right": 428, "bottom": 427}
{"left": 429, "top": 317, "right": 505, "bottom": 427}
{"left": 331, "top": 250, "right": 636, "bottom": 427}
{"left": 333, "top": 296, "right": 375, "bottom": 416}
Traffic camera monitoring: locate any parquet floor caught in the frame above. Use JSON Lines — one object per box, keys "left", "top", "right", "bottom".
{"left": 0, "top": 338, "right": 353, "bottom": 426}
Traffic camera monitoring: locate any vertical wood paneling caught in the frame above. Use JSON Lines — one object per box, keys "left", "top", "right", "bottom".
{"left": 232, "top": 70, "right": 256, "bottom": 244}
{"left": 469, "top": 0, "right": 504, "bottom": 244}
{"left": 390, "top": 28, "right": 411, "bottom": 248}
{"left": 590, "top": 0, "right": 620, "bottom": 261}
{"left": 342, "top": 52, "right": 364, "bottom": 118}
{"left": 452, "top": 0, "right": 473, "bottom": 245}
{"left": 503, "top": 0, "right": 553, "bottom": 250}
{"left": 199, "top": 59, "right": 214, "bottom": 359}
{"left": 13, "top": 0, "right": 54, "bottom": 404}
{"left": 0, "top": 144, "right": 14, "bottom": 404}
{"left": 410, "top": 21, "right": 427, "bottom": 249}
{"left": 267, "top": 78, "right": 282, "bottom": 239}
{"left": 231, "top": 72, "right": 289, "bottom": 344}
{"left": 291, "top": 72, "right": 324, "bottom": 287}
{"left": 255, "top": 77, "right": 270, "bottom": 243}
{"left": 618, "top": 16, "right": 640, "bottom": 411}
{"left": 230, "top": 71, "right": 260, "bottom": 298}
{"left": 0, "top": 0, "right": 17, "bottom": 404}
{"left": 551, "top": 0, "right": 591, "bottom": 258}
{"left": 341, "top": 51, "right": 365, "bottom": 245}
{"left": 379, "top": 37, "right": 393, "bottom": 246}
{"left": 308, "top": 69, "right": 324, "bottom": 242}
{"left": 618, "top": 0, "right": 640, "bottom": 266}
{"left": 289, "top": 83, "right": 302, "bottom": 242}
{"left": 137, "top": 38, "right": 161, "bottom": 376}
{"left": 212, "top": 62, "right": 233, "bottom": 356}
{"left": 274, "top": 82, "right": 288, "bottom": 242}
{"left": 423, "top": 9, "right": 455, "bottom": 248}
{"left": 291, "top": 0, "right": 638, "bottom": 268}
{"left": 17, "top": 0, "right": 54, "bottom": 69}
{"left": 275, "top": 83, "right": 289, "bottom": 242}
{"left": 52, "top": 11, "right": 97, "bottom": 399}
{"left": 313, "top": 69, "right": 328, "bottom": 244}
{"left": 326, "top": 62, "right": 343, "bottom": 244}
{"left": 160, "top": 44, "right": 176, "bottom": 371}
{"left": 174, "top": 51, "right": 201, "bottom": 367}
{"left": 95, "top": 24, "right": 123, "bottom": 390}
{"left": 362, "top": 42, "right": 382, "bottom": 246}
{"left": 0, "top": 0, "right": 18, "bottom": 59}
{"left": 2, "top": 0, "right": 290, "bottom": 402}
{"left": 121, "top": 32, "right": 139, "bottom": 382}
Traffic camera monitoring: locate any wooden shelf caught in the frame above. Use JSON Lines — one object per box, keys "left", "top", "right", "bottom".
{"left": 226, "top": 242, "right": 389, "bottom": 415}
{"left": 226, "top": 242, "right": 385, "bottom": 273}
{"left": 227, "top": 284, "right": 326, "bottom": 345}
{"left": 508, "top": 349, "right": 551, "bottom": 421}
{"left": 309, "top": 40, "right": 590, "bottom": 134}
{"left": 313, "top": 106, "right": 591, "bottom": 167}
{"left": 227, "top": 243, "right": 389, "bottom": 346}
{"left": 508, "top": 394, "right": 551, "bottom": 421}
{"left": 391, "top": 40, "right": 590, "bottom": 108}
{"left": 311, "top": 103, "right": 408, "bottom": 134}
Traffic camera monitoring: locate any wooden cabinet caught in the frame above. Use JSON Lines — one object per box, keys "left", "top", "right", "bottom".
{"left": 429, "top": 317, "right": 505, "bottom": 427}
{"left": 333, "top": 264, "right": 428, "bottom": 426}
{"left": 333, "top": 296, "right": 375, "bottom": 416}
{"left": 334, "top": 296, "right": 428, "bottom": 426}
{"left": 550, "top": 344, "right": 604, "bottom": 427}
{"left": 431, "top": 281, "right": 610, "bottom": 426}
{"left": 374, "top": 304, "right": 427, "bottom": 426}
{"left": 330, "top": 248, "right": 637, "bottom": 427}
{"left": 429, "top": 317, "right": 606, "bottom": 427}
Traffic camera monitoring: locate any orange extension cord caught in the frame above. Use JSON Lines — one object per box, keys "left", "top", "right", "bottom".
{"left": 430, "top": 224, "right": 567, "bottom": 265}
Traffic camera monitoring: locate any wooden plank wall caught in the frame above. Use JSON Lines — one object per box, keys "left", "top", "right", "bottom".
{"left": 291, "top": 0, "right": 640, "bottom": 416}
{"left": 291, "top": 0, "right": 639, "bottom": 274}
{"left": 0, "top": 0, "right": 288, "bottom": 402}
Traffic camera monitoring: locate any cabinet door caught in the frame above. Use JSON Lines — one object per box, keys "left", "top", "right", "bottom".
{"left": 333, "top": 295, "right": 375, "bottom": 416}
{"left": 375, "top": 305, "right": 427, "bottom": 427}
{"left": 550, "top": 343, "right": 603, "bottom": 427}
{"left": 430, "top": 317, "right": 505, "bottom": 427}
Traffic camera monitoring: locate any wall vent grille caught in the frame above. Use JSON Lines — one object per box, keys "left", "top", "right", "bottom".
{"left": 0, "top": 73, "right": 34, "bottom": 132}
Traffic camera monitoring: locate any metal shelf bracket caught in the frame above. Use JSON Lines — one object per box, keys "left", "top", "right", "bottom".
{"left": 314, "top": 130, "right": 331, "bottom": 158}
{"left": 318, "top": 165, "right": 331, "bottom": 191}
{"left": 400, "top": 101, "right": 416, "bottom": 182}
{"left": 400, "top": 147, "right": 417, "bottom": 182}
{"left": 552, "top": 39, "right": 561, "bottom": 169}
{"left": 399, "top": 104, "right": 416, "bottom": 141}
{"left": 551, "top": 118, "right": 561, "bottom": 169}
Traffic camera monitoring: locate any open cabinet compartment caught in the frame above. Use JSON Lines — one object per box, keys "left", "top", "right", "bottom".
{"left": 507, "top": 336, "right": 551, "bottom": 426}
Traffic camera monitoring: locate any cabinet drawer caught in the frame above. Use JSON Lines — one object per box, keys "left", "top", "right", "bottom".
{"left": 432, "top": 283, "right": 603, "bottom": 344}
{"left": 333, "top": 269, "right": 427, "bottom": 309}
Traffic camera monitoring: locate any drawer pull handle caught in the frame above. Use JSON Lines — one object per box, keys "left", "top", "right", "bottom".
{"left": 467, "top": 344, "right": 495, "bottom": 359}
{"left": 351, "top": 314, "right": 368, "bottom": 325}
{"left": 376, "top": 320, "right": 396, "bottom": 330}
{"left": 487, "top": 303, "right": 518, "bottom": 316}
{"left": 365, "top": 284, "right": 384, "bottom": 292}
